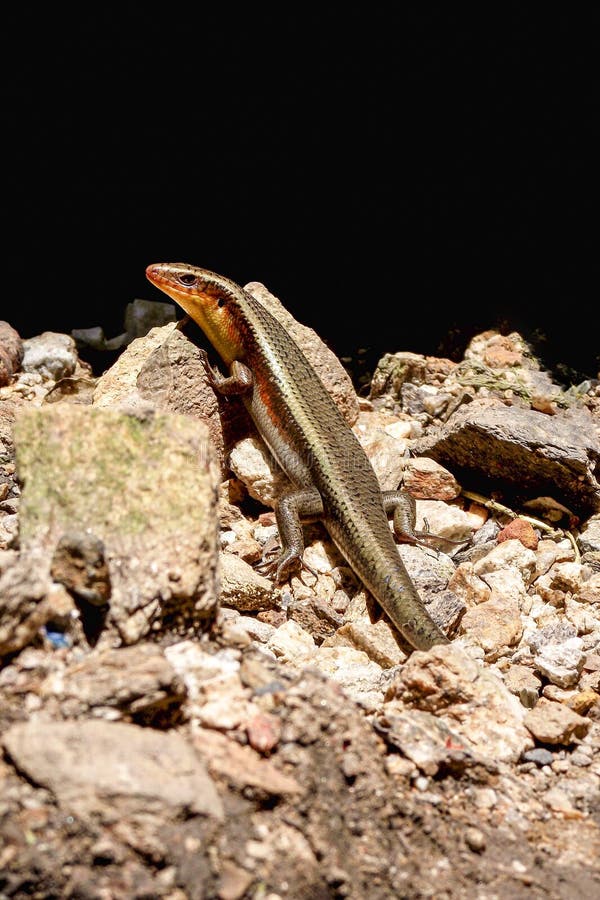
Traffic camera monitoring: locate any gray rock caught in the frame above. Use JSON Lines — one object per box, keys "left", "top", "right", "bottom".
{"left": 22, "top": 332, "right": 78, "bottom": 381}
{"left": 522, "top": 748, "right": 554, "bottom": 767}
{"left": 529, "top": 623, "right": 585, "bottom": 688}
{"left": 414, "top": 397, "right": 600, "bottom": 514}
{"left": 2, "top": 720, "right": 223, "bottom": 821}
{"left": 424, "top": 589, "right": 466, "bottom": 635}
{"left": 73, "top": 299, "right": 177, "bottom": 351}
{"left": 578, "top": 513, "right": 600, "bottom": 553}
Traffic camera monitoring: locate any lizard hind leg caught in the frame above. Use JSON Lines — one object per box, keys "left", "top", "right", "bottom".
{"left": 381, "top": 489, "right": 470, "bottom": 552}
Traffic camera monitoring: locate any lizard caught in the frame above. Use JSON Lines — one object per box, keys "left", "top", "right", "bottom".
{"left": 146, "top": 263, "right": 450, "bottom": 650}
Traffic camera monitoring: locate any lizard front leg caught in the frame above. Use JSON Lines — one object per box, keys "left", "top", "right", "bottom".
{"left": 262, "top": 488, "right": 324, "bottom": 582}
{"left": 199, "top": 351, "right": 254, "bottom": 396}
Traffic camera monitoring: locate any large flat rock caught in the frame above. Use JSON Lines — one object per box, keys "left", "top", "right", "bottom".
{"left": 415, "top": 398, "right": 600, "bottom": 514}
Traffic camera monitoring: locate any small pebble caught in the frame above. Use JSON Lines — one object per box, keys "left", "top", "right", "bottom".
{"left": 465, "top": 827, "right": 486, "bottom": 853}
{"left": 414, "top": 776, "right": 430, "bottom": 792}
{"left": 522, "top": 748, "right": 554, "bottom": 767}
{"left": 570, "top": 751, "right": 592, "bottom": 767}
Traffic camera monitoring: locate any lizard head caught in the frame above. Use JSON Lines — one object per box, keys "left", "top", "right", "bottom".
{"left": 146, "top": 262, "right": 247, "bottom": 364}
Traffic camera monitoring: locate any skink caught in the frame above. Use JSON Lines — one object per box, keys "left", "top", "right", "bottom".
{"left": 146, "top": 263, "right": 449, "bottom": 651}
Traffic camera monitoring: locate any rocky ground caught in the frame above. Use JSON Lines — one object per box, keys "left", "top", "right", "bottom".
{"left": 0, "top": 289, "right": 599, "bottom": 900}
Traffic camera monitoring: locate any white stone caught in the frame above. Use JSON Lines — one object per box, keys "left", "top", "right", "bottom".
{"left": 233, "top": 616, "right": 277, "bottom": 643}
{"left": 415, "top": 500, "right": 479, "bottom": 542}
{"left": 473, "top": 539, "right": 537, "bottom": 584}
{"left": 22, "top": 332, "right": 78, "bottom": 381}
{"left": 266, "top": 620, "right": 316, "bottom": 665}
{"left": 228, "top": 435, "right": 291, "bottom": 507}
{"left": 533, "top": 639, "right": 585, "bottom": 688}
{"left": 310, "top": 645, "right": 385, "bottom": 710}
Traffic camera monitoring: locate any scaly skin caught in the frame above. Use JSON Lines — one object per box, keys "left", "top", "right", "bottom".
{"left": 146, "top": 262, "right": 449, "bottom": 650}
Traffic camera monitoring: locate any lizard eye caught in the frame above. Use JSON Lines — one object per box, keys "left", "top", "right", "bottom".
{"left": 217, "top": 297, "right": 226, "bottom": 308}
{"left": 178, "top": 273, "right": 197, "bottom": 286}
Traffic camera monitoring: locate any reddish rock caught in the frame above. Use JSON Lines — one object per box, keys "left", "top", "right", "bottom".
{"left": 497, "top": 518, "right": 539, "bottom": 550}
{"left": 246, "top": 713, "right": 282, "bottom": 755}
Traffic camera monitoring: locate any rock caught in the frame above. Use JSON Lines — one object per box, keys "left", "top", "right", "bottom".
{"left": 352, "top": 411, "right": 409, "bottom": 490}
{"left": 2, "top": 720, "right": 223, "bottom": 821}
{"left": 324, "top": 590, "right": 408, "bottom": 668}
{"left": 522, "top": 748, "right": 554, "bottom": 767}
{"left": 0, "top": 322, "right": 24, "bottom": 385}
{"left": 73, "top": 299, "right": 177, "bottom": 352}
{"left": 473, "top": 539, "right": 537, "bottom": 584}
{"left": 423, "top": 590, "right": 466, "bottom": 634}
{"left": 228, "top": 434, "right": 292, "bottom": 506}
{"left": 503, "top": 665, "right": 542, "bottom": 708}
{"left": 399, "top": 382, "right": 453, "bottom": 419}
{"left": 164, "top": 641, "right": 258, "bottom": 730}
{"left": 195, "top": 727, "right": 301, "bottom": 800}
{"left": 217, "top": 862, "right": 254, "bottom": 900}
{"left": 576, "top": 572, "right": 600, "bottom": 605}
{"left": 43, "top": 375, "right": 96, "bottom": 406}
{"left": 123, "top": 297, "right": 177, "bottom": 339}
{"left": 40, "top": 644, "right": 186, "bottom": 724}
{"left": 459, "top": 594, "right": 523, "bottom": 655}
{"left": 369, "top": 352, "right": 431, "bottom": 400}
{"left": 387, "top": 644, "right": 533, "bottom": 762}
{"left": 397, "top": 543, "right": 456, "bottom": 596}
{"left": 529, "top": 623, "right": 586, "bottom": 688}
{"left": 50, "top": 531, "right": 111, "bottom": 606}
{"left": 533, "top": 538, "right": 571, "bottom": 579}
{"left": 15, "top": 406, "right": 220, "bottom": 645}
{"left": 244, "top": 281, "right": 359, "bottom": 426}
{"left": 93, "top": 323, "right": 244, "bottom": 475}
{"left": 414, "top": 499, "right": 478, "bottom": 543}
{"left": 497, "top": 518, "right": 539, "bottom": 550}
{"left": 566, "top": 688, "right": 600, "bottom": 716}
{"left": 266, "top": 619, "right": 316, "bottom": 665}
{"left": 288, "top": 596, "right": 343, "bottom": 645}
{"left": 578, "top": 513, "right": 600, "bottom": 553}
{"left": 0, "top": 551, "right": 66, "bottom": 658}
{"left": 542, "top": 787, "right": 579, "bottom": 815}
{"left": 537, "top": 561, "right": 589, "bottom": 596}
{"left": 448, "top": 563, "right": 491, "bottom": 606}
{"left": 523, "top": 697, "right": 590, "bottom": 745}
{"left": 21, "top": 332, "right": 78, "bottom": 381}
{"left": 415, "top": 397, "right": 600, "bottom": 515}
{"left": 310, "top": 645, "right": 387, "bottom": 710}
{"left": 401, "top": 457, "right": 462, "bottom": 502}
{"left": 374, "top": 708, "right": 472, "bottom": 775}
{"left": 464, "top": 828, "right": 487, "bottom": 853}
{"left": 461, "top": 331, "right": 566, "bottom": 405}
{"left": 219, "top": 552, "right": 277, "bottom": 611}
{"left": 230, "top": 614, "right": 276, "bottom": 643}
{"left": 245, "top": 712, "right": 282, "bottom": 755}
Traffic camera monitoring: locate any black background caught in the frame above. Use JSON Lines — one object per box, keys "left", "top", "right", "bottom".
{"left": 3, "top": 9, "right": 598, "bottom": 381}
